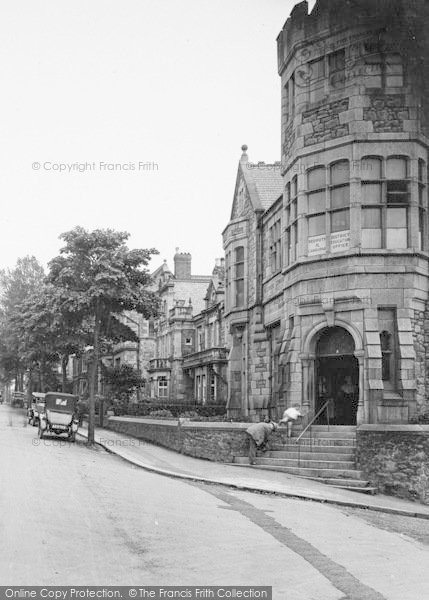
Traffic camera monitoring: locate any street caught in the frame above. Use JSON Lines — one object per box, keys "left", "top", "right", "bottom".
{"left": 1, "top": 403, "right": 429, "bottom": 600}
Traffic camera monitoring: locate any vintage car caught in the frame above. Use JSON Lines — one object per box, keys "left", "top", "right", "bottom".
{"left": 11, "top": 391, "right": 25, "bottom": 408}
{"left": 27, "top": 392, "right": 46, "bottom": 426}
{"left": 38, "top": 392, "right": 79, "bottom": 442}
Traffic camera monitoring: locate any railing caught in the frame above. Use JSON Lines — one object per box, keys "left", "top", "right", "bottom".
{"left": 148, "top": 358, "right": 172, "bottom": 371}
{"left": 294, "top": 398, "right": 332, "bottom": 466}
{"left": 182, "top": 347, "right": 228, "bottom": 368}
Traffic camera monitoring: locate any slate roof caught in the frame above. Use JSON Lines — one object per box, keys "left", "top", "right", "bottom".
{"left": 242, "top": 163, "right": 284, "bottom": 212}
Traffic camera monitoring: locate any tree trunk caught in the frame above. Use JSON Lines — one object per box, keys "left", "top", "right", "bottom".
{"left": 62, "top": 355, "right": 68, "bottom": 392}
{"left": 88, "top": 309, "right": 101, "bottom": 445}
{"left": 26, "top": 366, "right": 34, "bottom": 409}
{"left": 40, "top": 361, "right": 45, "bottom": 393}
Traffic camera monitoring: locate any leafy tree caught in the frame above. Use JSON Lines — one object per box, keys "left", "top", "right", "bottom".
{"left": 9, "top": 284, "right": 92, "bottom": 394}
{"left": 48, "top": 227, "right": 159, "bottom": 444}
{"left": 101, "top": 363, "right": 145, "bottom": 401}
{"left": 0, "top": 256, "right": 46, "bottom": 391}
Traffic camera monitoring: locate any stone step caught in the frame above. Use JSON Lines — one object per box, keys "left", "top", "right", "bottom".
{"left": 236, "top": 456, "right": 356, "bottom": 470}
{"left": 271, "top": 444, "right": 355, "bottom": 455}
{"left": 298, "top": 475, "right": 374, "bottom": 490}
{"left": 228, "top": 463, "right": 376, "bottom": 494}
{"left": 273, "top": 438, "right": 356, "bottom": 448}
{"left": 234, "top": 457, "right": 362, "bottom": 485}
{"left": 266, "top": 450, "right": 355, "bottom": 461}
{"left": 309, "top": 425, "right": 357, "bottom": 431}
{"left": 294, "top": 430, "right": 357, "bottom": 439}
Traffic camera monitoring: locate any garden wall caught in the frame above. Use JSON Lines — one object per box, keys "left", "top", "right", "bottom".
{"left": 107, "top": 417, "right": 289, "bottom": 462}
{"left": 357, "top": 425, "right": 429, "bottom": 504}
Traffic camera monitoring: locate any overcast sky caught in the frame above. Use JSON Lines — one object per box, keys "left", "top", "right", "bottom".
{"left": 0, "top": 0, "right": 314, "bottom": 276}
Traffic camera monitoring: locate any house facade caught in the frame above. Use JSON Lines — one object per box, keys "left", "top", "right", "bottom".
{"left": 148, "top": 250, "right": 219, "bottom": 403}
{"left": 223, "top": 0, "right": 429, "bottom": 425}
{"left": 182, "top": 260, "right": 228, "bottom": 405}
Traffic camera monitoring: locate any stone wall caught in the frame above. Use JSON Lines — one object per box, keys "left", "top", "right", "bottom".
{"left": 107, "top": 417, "right": 289, "bottom": 463}
{"left": 357, "top": 425, "right": 429, "bottom": 504}
{"left": 363, "top": 94, "right": 408, "bottom": 133}
{"left": 302, "top": 98, "right": 350, "bottom": 147}
{"left": 412, "top": 308, "right": 426, "bottom": 412}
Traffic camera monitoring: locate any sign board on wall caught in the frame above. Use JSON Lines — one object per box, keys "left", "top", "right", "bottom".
{"left": 331, "top": 230, "right": 350, "bottom": 253}
{"left": 308, "top": 234, "right": 326, "bottom": 256}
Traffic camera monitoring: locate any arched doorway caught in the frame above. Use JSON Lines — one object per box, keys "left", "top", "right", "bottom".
{"left": 315, "top": 326, "right": 359, "bottom": 425}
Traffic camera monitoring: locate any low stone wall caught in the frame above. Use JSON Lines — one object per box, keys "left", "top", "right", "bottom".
{"left": 107, "top": 417, "right": 289, "bottom": 463}
{"left": 357, "top": 425, "right": 429, "bottom": 504}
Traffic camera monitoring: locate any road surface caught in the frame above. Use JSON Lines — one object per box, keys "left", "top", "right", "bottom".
{"left": 1, "top": 403, "right": 428, "bottom": 599}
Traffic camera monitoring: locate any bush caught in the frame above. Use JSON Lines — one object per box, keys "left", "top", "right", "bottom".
{"left": 409, "top": 411, "right": 429, "bottom": 424}
{"left": 149, "top": 408, "right": 174, "bottom": 418}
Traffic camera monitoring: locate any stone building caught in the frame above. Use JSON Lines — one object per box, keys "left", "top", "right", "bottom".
{"left": 148, "top": 250, "right": 220, "bottom": 402}
{"left": 223, "top": 0, "right": 429, "bottom": 425}
{"left": 182, "top": 260, "right": 228, "bottom": 405}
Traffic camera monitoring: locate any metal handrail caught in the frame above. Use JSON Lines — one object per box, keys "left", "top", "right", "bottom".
{"left": 294, "top": 398, "right": 332, "bottom": 445}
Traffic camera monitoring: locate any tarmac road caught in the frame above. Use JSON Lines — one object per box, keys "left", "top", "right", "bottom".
{"left": 1, "top": 403, "right": 428, "bottom": 599}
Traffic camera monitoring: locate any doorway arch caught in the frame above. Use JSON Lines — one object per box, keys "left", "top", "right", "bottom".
{"left": 314, "top": 326, "right": 359, "bottom": 425}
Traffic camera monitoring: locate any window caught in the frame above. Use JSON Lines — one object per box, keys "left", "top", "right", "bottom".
{"left": 330, "top": 161, "right": 350, "bottom": 251}
{"left": 309, "top": 57, "right": 325, "bottom": 103}
{"left": 195, "top": 375, "right": 201, "bottom": 402}
{"left": 210, "top": 371, "right": 216, "bottom": 402}
{"left": 307, "top": 166, "right": 326, "bottom": 255}
{"left": 362, "top": 50, "right": 403, "bottom": 88}
{"left": 363, "top": 52, "right": 383, "bottom": 88}
{"left": 225, "top": 251, "right": 231, "bottom": 307}
{"left": 234, "top": 246, "right": 245, "bottom": 307}
{"left": 158, "top": 377, "right": 168, "bottom": 398}
{"left": 361, "top": 156, "right": 409, "bottom": 249}
{"left": 282, "top": 81, "right": 289, "bottom": 123}
{"left": 329, "top": 49, "right": 345, "bottom": 89}
{"left": 282, "top": 74, "right": 295, "bottom": 124}
{"left": 380, "top": 331, "right": 392, "bottom": 380}
{"left": 306, "top": 161, "right": 351, "bottom": 255}
{"left": 378, "top": 307, "right": 397, "bottom": 391}
{"left": 269, "top": 219, "right": 282, "bottom": 274}
{"left": 285, "top": 176, "right": 298, "bottom": 264}
{"left": 185, "top": 337, "right": 192, "bottom": 345}
{"left": 197, "top": 328, "right": 205, "bottom": 351}
{"left": 208, "top": 323, "right": 214, "bottom": 348}
{"left": 385, "top": 54, "right": 403, "bottom": 87}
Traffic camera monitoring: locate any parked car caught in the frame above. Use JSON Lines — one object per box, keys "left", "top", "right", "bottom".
{"left": 11, "top": 391, "right": 25, "bottom": 408}
{"left": 38, "top": 392, "right": 79, "bottom": 442}
{"left": 27, "top": 392, "right": 46, "bottom": 426}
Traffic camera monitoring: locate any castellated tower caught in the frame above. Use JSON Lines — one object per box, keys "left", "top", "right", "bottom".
{"left": 273, "top": 0, "right": 429, "bottom": 424}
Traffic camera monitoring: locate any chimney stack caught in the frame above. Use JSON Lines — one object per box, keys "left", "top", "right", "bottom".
{"left": 174, "top": 249, "right": 192, "bottom": 280}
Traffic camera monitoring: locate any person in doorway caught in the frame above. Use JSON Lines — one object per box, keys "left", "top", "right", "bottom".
{"left": 246, "top": 421, "right": 279, "bottom": 465}
{"left": 339, "top": 375, "right": 357, "bottom": 424}
{"left": 280, "top": 405, "right": 303, "bottom": 438}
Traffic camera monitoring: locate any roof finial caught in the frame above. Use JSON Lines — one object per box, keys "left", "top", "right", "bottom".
{"left": 240, "top": 144, "right": 248, "bottom": 163}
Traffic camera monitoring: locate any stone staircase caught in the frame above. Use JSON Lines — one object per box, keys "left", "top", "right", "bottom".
{"left": 233, "top": 425, "right": 377, "bottom": 494}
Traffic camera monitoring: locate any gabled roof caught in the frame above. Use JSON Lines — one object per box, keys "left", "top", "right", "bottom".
{"left": 231, "top": 146, "right": 284, "bottom": 218}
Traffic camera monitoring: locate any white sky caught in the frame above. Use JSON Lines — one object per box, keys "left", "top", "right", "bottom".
{"left": 0, "top": 0, "right": 314, "bottom": 276}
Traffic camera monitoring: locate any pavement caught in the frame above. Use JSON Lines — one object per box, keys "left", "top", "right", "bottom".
{"left": 77, "top": 424, "right": 429, "bottom": 519}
